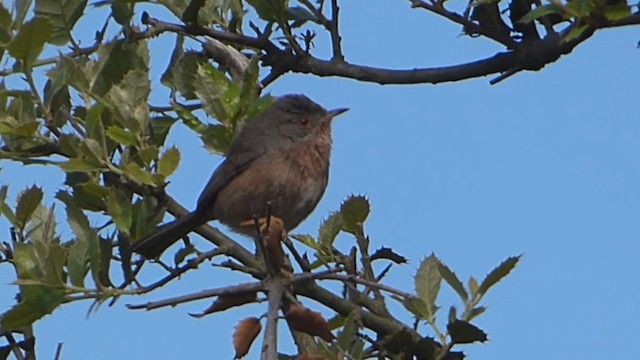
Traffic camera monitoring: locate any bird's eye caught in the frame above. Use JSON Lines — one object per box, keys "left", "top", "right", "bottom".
{"left": 300, "top": 117, "right": 309, "bottom": 126}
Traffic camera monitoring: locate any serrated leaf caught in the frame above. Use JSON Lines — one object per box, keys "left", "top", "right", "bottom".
{"left": 56, "top": 191, "right": 92, "bottom": 241}
{"left": 0, "top": 285, "right": 65, "bottom": 330}
{"left": 339, "top": 195, "right": 369, "bottom": 234}
{"left": 123, "top": 162, "right": 155, "bottom": 185}
{"left": 108, "top": 69, "right": 150, "bottom": 132}
{"left": 34, "top": 0, "right": 87, "bottom": 45}
{"left": 46, "top": 56, "right": 90, "bottom": 92}
{"left": 165, "top": 51, "right": 206, "bottom": 100}
{"left": 106, "top": 189, "right": 132, "bottom": 234}
{"left": 158, "top": 146, "right": 180, "bottom": 177}
{"left": 400, "top": 296, "right": 432, "bottom": 320}
{"left": 106, "top": 126, "right": 137, "bottom": 146}
{"left": 478, "top": 255, "right": 521, "bottom": 296}
{"left": 414, "top": 254, "right": 442, "bottom": 319}
{"left": 7, "top": 17, "right": 53, "bottom": 66}
{"left": 12, "top": 242, "right": 41, "bottom": 280}
{"left": 290, "top": 233, "right": 320, "bottom": 250}
{"left": 437, "top": 259, "right": 468, "bottom": 302}
{"left": 15, "top": 185, "right": 43, "bottom": 230}
{"left": 447, "top": 320, "right": 488, "bottom": 344}
{"left": 518, "top": 4, "right": 563, "bottom": 23}
{"left": 91, "top": 39, "right": 149, "bottom": 97}
{"left": 318, "top": 212, "right": 343, "bottom": 250}
{"left": 67, "top": 237, "right": 89, "bottom": 287}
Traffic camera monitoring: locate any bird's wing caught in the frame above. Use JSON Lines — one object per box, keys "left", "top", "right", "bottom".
{"left": 195, "top": 133, "right": 271, "bottom": 212}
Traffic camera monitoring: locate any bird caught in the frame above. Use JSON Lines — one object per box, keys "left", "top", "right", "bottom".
{"left": 132, "top": 94, "right": 348, "bottom": 258}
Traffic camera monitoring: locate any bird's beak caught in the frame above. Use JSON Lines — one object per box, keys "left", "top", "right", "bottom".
{"left": 327, "top": 108, "right": 349, "bottom": 120}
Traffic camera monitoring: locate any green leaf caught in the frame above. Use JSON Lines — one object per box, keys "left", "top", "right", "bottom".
{"left": 157, "top": 146, "right": 180, "bottom": 177}
{"left": 106, "top": 126, "right": 137, "bottom": 146}
{"left": 400, "top": 296, "right": 432, "bottom": 320}
{"left": 149, "top": 116, "right": 177, "bottom": 147}
{"left": 91, "top": 39, "right": 149, "bottom": 97}
{"left": 34, "top": 0, "right": 87, "bottom": 45}
{"left": 56, "top": 191, "right": 92, "bottom": 241}
{"left": 562, "top": 23, "right": 590, "bottom": 43}
{"left": 567, "top": 0, "right": 594, "bottom": 17}
{"left": 15, "top": 186, "right": 43, "bottom": 230}
{"left": 60, "top": 158, "right": 104, "bottom": 172}
{"left": 0, "top": 3, "right": 12, "bottom": 46}
{"left": 286, "top": 6, "right": 316, "bottom": 27}
{"left": 67, "top": 237, "right": 89, "bottom": 287}
{"left": 605, "top": 2, "right": 631, "bottom": 20}
{"left": 163, "top": 50, "right": 206, "bottom": 100}
{"left": 468, "top": 276, "right": 479, "bottom": 297}
{"left": 0, "top": 3, "right": 12, "bottom": 30}
{"left": 0, "top": 285, "right": 65, "bottom": 330}
{"left": 194, "top": 63, "right": 237, "bottom": 121}
{"left": 46, "top": 56, "right": 91, "bottom": 92}
{"left": 12, "top": 242, "right": 41, "bottom": 280}
{"left": 518, "top": 4, "right": 563, "bottom": 23}
{"left": 106, "top": 189, "right": 132, "bottom": 234}
{"left": 123, "top": 162, "right": 155, "bottom": 185}
{"left": 12, "top": 0, "right": 34, "bottom": 31}
{"left": 447, "top": 320, "right": 488, "bottom": 344}
{"left": 108, "top": 69, "right": 151, "bottom": 132}
{"left": 437, "top": 259, "right": 468, "bottom": 302}
{"left": 339, "top": 195, "right": 370, "bottom": 234}
{"left": 175, "top": 104, "right": 207, "bottom": 132}
{"left": 247, "top": 0, "right": 276, "bottom": 22}
{"left": 111, "top": 1, "right": 133, "bottom": 25}
{"left": 477, "top": 255, "right": 521, "bottom": 296}
{"left": 336, "top": 311, "right": 359, "bottom": 352}
{"left": 7, "top": 17, "right": 53, "bottom": 66}
{"left": 290, "top": 234, "right": 320, "bottom": 250}
{"left": 201, "top": 124, "right": 232, "bottom": 154}
{"left": 467, "top": 306, "right": 486, "bottom": 320}
{"left": 318, "top": 212, "right": 343, "bottom": 251}
{"left": 414, "top": 254, "right": 442, "bottom": 319}
{"left": 448, "top": 306, "right": 458, "bottom": 324}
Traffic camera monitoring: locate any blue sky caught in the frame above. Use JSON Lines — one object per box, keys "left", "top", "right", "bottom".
{"left": 1, "top": 1, "right": 639, "bottom": 359}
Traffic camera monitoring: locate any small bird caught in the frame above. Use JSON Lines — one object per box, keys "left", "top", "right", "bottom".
{"left": 132, "top": 94, "right": 348, "bottom": 258}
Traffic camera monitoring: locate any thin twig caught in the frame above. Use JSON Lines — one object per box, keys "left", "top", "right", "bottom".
{"left": 329, "top": 0, "right": 344, "bottom": 60}
{"left": 127, "top": 281, "right": 265, "bottom": 310}
{"left": 316, "top": 273, "right": 413, "bottom": 298}
{"left": 410, "top": 0, "right": 518, "bottom": 49}
{"left": 5, "top": 333, "right": 25, "bottom": 360}
{"left": 53, "top": 342, "right": 64, "bottom": 360}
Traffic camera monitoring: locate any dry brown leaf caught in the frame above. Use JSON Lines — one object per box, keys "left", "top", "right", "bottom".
{"left": 263, "top": 217, "right": 286, "bottom": 272}
{"left": 285, "top": 304, "right": 335, "bottom": 342}
{"left": 232, "top": 317, "right": 262, "bottom": 359}
{"left": 190, "top": 292, "right": 258, "bottom": 318}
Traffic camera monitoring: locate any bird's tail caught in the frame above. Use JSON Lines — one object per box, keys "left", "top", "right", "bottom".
{"left": 132, "top": 212, "right": 205, "bottom": 259}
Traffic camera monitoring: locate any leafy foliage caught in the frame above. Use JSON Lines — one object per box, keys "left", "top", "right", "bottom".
{"left": 0, "top": 0, "right": 555, "bottom": 357}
